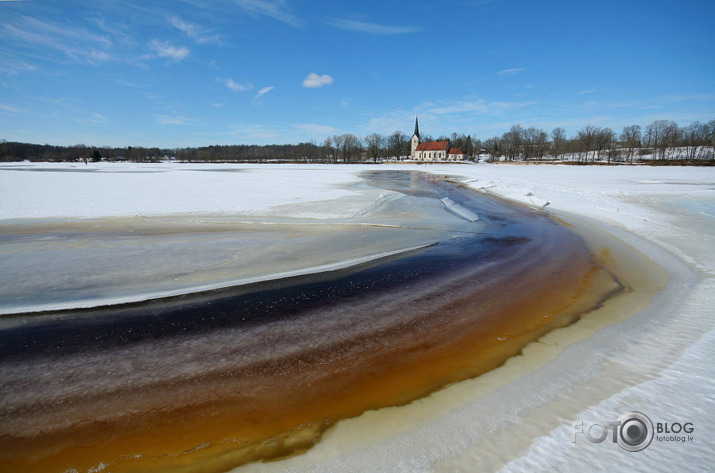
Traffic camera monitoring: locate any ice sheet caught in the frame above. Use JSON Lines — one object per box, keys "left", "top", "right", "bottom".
{"left": 0, "top": 166, "right": 484, "bottom": 314}
{"left": 1, "top": 162, "right": 713, "bottom": 473}
{"left": 228, "top": 164, "right": 715, "bottom": 473}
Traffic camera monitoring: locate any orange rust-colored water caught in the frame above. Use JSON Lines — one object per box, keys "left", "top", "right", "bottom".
{"left": 0, "top": 172, "right": 624, "bottom": 473}
{"left": 0, "top": 248, "right": 618, "bottom": 473}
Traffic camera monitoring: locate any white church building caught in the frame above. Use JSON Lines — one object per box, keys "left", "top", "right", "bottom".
{"left": 410, "top": 117, "right": 465, "bottom": 161}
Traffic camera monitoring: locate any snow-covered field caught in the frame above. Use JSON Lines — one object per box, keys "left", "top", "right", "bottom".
{"left": 1, "top": 161, "right": 713, "bottom": 472}
{"left": 0, "top": 162, "right": 369, "bottom": 220}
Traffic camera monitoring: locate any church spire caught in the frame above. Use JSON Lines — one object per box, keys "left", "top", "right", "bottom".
{"left": 413, "top": 116, "right": 420, "bottom": 139}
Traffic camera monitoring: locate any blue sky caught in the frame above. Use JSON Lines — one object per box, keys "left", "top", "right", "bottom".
{"left": 1, "top": 0, "right": 714, "bottom": 147}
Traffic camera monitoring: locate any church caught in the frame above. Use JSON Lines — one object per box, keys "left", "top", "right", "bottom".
{"left": 410, "top": 117, "right": 466, "bottom": 161}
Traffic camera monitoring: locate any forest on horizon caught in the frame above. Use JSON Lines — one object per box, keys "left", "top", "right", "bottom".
{"left": 2, "top": 118, "right": 714, "bottom": 165}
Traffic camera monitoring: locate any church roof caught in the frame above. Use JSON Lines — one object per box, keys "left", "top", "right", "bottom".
{"left": 415, "top": 141, "right": 449, "bottom": 152}
{"left": 413, "top": 116, "right": 420, "bottom": 138}
{"left": 448, "top": 147, "right": 465, "bottom": 155}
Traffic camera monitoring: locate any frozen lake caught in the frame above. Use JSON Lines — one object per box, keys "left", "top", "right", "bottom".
{"left": 0, "top": 162, "right": 713, "bottom": 473}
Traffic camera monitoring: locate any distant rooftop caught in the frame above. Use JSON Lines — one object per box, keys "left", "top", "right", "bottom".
{"left": 415, "top": 141, "right": 449, "bottom": 152}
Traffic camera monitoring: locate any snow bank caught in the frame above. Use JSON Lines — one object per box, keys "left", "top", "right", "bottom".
{"left": 0, "top": 163, "right": 372, "bottom": 220}
{"left": 2, "top": 161, "right": 713, "bottom": 472}
{"left": 229, "top": 163, "right": 715, "bottom": 473}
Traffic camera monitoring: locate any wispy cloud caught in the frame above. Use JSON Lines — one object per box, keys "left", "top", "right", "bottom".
{"left": 219, "top": 77, "right": 253, "bottom": 91}
{"left": 1, "top": 16, "right": 112, "bottom": 63}
{"left": 168, "top": 16, "right": 221, "bottom": 45}
{"left": 252, "top": 86, "right": 274, "bottom": 103}
{"left": 73, "top": 111, "right": 109, "bottom": 125}
{"left": 0, "top": 59, "right": 37, "bottom": 76}
{"left": 231, "top": 0, "right": 303, "bottom": 27}
{"left": 425, "top": 99, "right": 536, "bottom": 116}
{"left": 147, "top": 39, "right": 190, "bottom": 60}
{"left": 497, "top": 67, "right": 526, "bottom": 75}
{"left": 156, "top": 114, "right": 192, "bottom": 125}
{"left": 230, "top": 124, "right": 281, "bottom": 142}
{"left": 577, "top": 88, "right": 596, "bottom": 95}
{"left": 327, "top": 18, "right": 422, "bottom": 35}
{"left": 663, "top": 94, "right": 715, "bottom": 102}
{"left": 256, "top": 86, "right": 274, "bottom": 97}
{"left": 302, "top": 73, "right": 333, "bottom": 88}
{"left": 0, "top": 104, "right": 24, "bottom": 114}
{"left": 295, "top": 123, "right": 339, "bottom": 136}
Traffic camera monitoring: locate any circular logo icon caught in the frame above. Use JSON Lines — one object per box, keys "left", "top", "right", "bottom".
{"left": 617, "top": 411, "right": 654, "bottom": 452}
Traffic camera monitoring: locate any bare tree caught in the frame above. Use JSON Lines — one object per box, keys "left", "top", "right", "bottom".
{"left": 323, "top": 137, "right": 335, "bottom": 163}
{"left": 620, "top": 125, "right": 641, "bottom": 163}
{"left": 577, "top": 125, "right": 598, "bottom": 161}
{"left": 341, "top": 134, "right": 360, "bottom": 163}
{"left": 388, "top": 131, "right": 408, "bottom": 160}
{"left": 331, "top": 134, "right": 346, "bottom": 163}
{"left": 365, "top": 133, "right": 385, "bottom": 163}
{"left": 484, "top": 136, "right": 500, "bottom": 161}
{"left": 523, "top": 127, "right": 548, "bottom": 160}
{"left": 595, "top": 127, "right": 615, "bottom": 163}
{"left": 661, "top": 121, "right": 681, "bottom": 159}
{"left": 646, "top": 120, "right": 679, "bottom": 159}
{"left": 707, "top": 120, "right": 715, "bottom": 159}
{"left": 550, "top": 128, "right": 567, "bottom": 160}
{"left": 501, "top": 124, "right": 524, "bottom": 161}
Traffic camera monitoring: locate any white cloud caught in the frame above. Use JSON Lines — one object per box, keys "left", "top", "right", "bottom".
{"left": 230, "top": 124, "right": 280, "bottom": 142}
{"left": 303, "top": 73, "right": 333, "bottom": 88}
{"left": 72, "top": 111, "right": 109, "bottom": 125}
{"left": 0, "top": 104, "right": 23, "bottom": 113}
{"left": 497, "top": 67, "right": 526, "bottom": 75}
{"left": 2, "top": 16, "right": 112, "bottom": 63}
{"left": 327, "top": 18, "right": 421, "bottom": 35}
{"left": 168, "top": 16, "right": 221, "bottom": 45}
{"left": 0, "top": 60, "right": 37, "bottom": 76}
{"left": 219, "top": 78, "right": 253, "bottom": 91}
{"left": 424, "top": 99, "right": 536, "bottom": 116}
{"left": 156, "top": 114, "right": 191, "bottom": 125}
{"left": 90, "top": 50, "right": 109, "bottom": 61}
{"left": 295, "top": 123, "right": 339, "bottom": 136}
{"left": 663, "top": 94, "right": 715, "bottom": 102}
{"left": 148, "top": 39, "right": 190, "bottom": 60}
{"left": 232, "top": 0, "right": 303, "bottom": 27}
{"left": 256, "top": 86, "right": 274, "bottom": 97}
{"left": 89, "top": 112, "right": 108, "bottom": 123}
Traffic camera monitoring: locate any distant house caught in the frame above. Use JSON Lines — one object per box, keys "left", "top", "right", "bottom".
{"left": 414, "top": 140, "right": 450, "bottom": 161}
{"left": 410, "top": 117, "right": 466, "bottom": 162}
{"left": 448, "top": 147, "right": 465, "bottom": 160}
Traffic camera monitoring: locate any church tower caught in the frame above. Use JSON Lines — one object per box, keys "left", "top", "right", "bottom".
{"left": 410, "top": 116, "right": 421, "bottom": 159}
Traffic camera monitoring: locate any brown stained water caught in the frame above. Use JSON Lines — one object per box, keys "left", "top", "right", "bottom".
{"left": 0, "top": 171, "right": 622, "bottom": 473}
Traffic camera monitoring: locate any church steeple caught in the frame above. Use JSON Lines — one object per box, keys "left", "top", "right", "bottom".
{"left": 410, "top": 116, "right": 421, "bottom": 159}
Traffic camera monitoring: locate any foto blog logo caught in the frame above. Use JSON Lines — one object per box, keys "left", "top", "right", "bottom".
{"left": 572, "top": 411, "right": 695, "bottom": 452}
{"left": 572, "top": 411, "right": 654, "bottom": 452}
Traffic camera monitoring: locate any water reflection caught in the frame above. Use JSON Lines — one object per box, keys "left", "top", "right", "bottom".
{"left": 0, "top": 171, "right": 619, "bottom": 473}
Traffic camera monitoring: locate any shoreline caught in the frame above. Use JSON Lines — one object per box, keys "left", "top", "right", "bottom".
{"left": 232, "top": 203, "right": 672, "bottom": 473}
{"left": 1, "top": 164, "right": 711, "bottom": 472}
{"left": 0, "top": 172, "right": 627, "bottom": 473}
{"left": 0, "top": 240, "right": 435, "bottom": 318}
{"left": 231, "top": 171, "right": 713, "bottom": 473}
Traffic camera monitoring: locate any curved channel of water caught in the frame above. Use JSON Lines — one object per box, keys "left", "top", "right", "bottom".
{"left": 0, "top": 171, "right": 622, "bottom": 473}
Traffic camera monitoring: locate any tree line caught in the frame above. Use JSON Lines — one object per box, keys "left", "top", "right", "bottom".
{"left": 487, "top": 119, "right": 715, "bottom": 163}
{"left": 2, "top": 119, "right": 713, "bottom": 164}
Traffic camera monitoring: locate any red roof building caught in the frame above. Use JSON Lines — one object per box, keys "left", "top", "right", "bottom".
{"left": 410, "top": 117, "right": 468, "bottom": 162}
{"left": 448, "top": 147, "right": 465, "bottom": 159}
{"left": 415, "top": 141, "right": 450, "bottom": 152}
